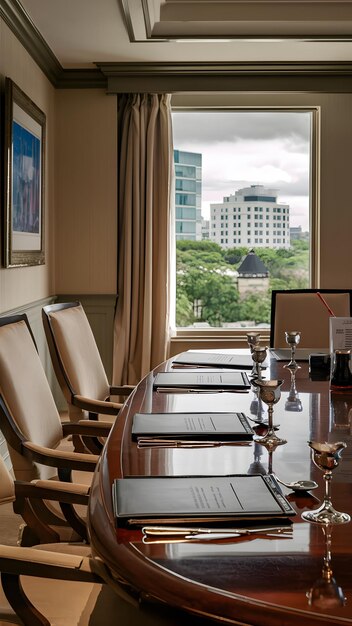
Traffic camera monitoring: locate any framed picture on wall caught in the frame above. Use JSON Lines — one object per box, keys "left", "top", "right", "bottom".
{"left": 3, "top": 77, "right": 46, "bottom": 267}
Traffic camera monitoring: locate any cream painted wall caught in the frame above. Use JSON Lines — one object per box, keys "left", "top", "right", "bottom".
{"left": 54, "top": 90, "right": 117, "bottom": 294}
{"left": 0, "top": 18, "right": 55, "bottom": 314}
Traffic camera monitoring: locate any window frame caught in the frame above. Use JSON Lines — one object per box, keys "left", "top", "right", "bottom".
{"left": 171, "top": 104, "right": 320, "bottom": 349}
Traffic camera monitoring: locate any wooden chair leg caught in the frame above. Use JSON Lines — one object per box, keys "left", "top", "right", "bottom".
{"left": 1, "top": 572, "right": 50, "bottom": 626}
{"left": 82, "top": 435, "right": 104, "bottom": 454}
{"left": 59, "top": 502, "right": 88, "bottom": 543}
{"left": 14, "top": 497, "right": 61, "bottom": 546}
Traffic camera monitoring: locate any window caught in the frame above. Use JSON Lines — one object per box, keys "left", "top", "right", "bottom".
{"left": 176, "top": 207, "right": 196, "bottom": 219}
{"left": 172, "top": 109, "right": 313, "bottom": 329}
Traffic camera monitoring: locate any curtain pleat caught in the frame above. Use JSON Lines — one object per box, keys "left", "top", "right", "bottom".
{"left": 113, "top": 94, "right": 174, "bottom": 385}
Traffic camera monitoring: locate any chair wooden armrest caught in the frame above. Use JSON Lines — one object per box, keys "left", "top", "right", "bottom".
{"left": 0, "top": 546, "right": 101, "bottom": 626}
{"left": 15, "top": 479, "right": 90, "bottom": 505}
{"left": 110, "top": 385, "right": 135, "bottom": 396}
{"left": 14, "top": 478, "right": 91, "bottom": 545}
{"left": 0, "top": 545, "right": 99, "bottom": 582}
{"left": 62, "top": 420, "right": 112, "bottom": 438}
{"left": 73, "top": 395, "right": 122, "bottom": 415}
{"left": 22, "top": 441, "right": 98, "bottom": 472}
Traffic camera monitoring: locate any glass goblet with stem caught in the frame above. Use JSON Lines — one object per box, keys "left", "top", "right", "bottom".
{"left": 284, "top": 331, "right": 301, "bottom": 371}
{"left": 251, "top": 345, "right": 267, "bottom": 381}
{"left": 252, "top": 379, "right": 287, "bottom": 450}
{"left": 246, "top": 333, "right": 261, "bottom": 377}
{"left": 302, "top": 441, "right": 351, "bottom": 525}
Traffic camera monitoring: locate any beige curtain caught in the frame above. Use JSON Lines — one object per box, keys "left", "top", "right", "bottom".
{"left": 113, "top": 93, "right": 174, "bottom": 385}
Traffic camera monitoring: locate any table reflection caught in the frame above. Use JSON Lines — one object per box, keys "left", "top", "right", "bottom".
{"left": 285, "top": 369, "right": 303, "bottom": 412}
{"left": 307, "top": 525, "right": 346, "bottom": 609}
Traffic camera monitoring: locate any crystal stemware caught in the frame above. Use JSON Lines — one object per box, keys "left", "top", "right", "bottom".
{"left": 307, "top": 525, "right": 346, "bottom": 608}
{"left": 251, "top": 345, "right": 267, "bottom": 380}
{"left": 252, "top": 379, "right": 287, "bottom": 450}
{"left": 302, "top": 441, "right": 351, "bottom": 525}
{"left": 284, "top": 331, "right": 301, "bottom": 371}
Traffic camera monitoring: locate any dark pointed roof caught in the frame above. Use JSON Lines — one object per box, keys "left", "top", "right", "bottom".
{"left": 237, "top": 249, "right": 269, "bottom": 277}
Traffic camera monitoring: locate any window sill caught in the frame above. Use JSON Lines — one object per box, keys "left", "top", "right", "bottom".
{"left": 169, "top": 328, "right": 270, "bottom": 356}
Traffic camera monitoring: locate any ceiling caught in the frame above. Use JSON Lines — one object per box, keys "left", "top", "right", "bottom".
{"left": 14, "top": 0, "right": 352, "bottom": 68}
{"left": 2, "top": 0, "right": 352, "bottom": 90}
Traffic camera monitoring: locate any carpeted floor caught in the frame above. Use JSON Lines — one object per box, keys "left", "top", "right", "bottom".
{"left": 0, "top": 502, "right": 22, "bottom": 546}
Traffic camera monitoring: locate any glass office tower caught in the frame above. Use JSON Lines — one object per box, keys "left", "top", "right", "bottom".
{"left": 174, "top": 150, "right": 202, "bottom": 241}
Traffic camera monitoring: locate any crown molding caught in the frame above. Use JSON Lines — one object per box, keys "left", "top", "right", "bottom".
{"left": 97, "top": 61, "right": 352, "bottom": 93}
{"left": 2, "top": 1, "right": 352, "bottom": 91}
{"left": 0, "top": 0, "right": 106, "bottom": 88}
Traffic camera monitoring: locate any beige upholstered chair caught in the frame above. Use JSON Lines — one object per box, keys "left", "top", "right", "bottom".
{"left": 270, "top": 289, "right": 352, "bottom": 349}
{"left": 0, "top": 315, "right": 112, "bottom": 544}
{"left": 42, "top": 302, "right": 134, "bottom": 423}
{"left": 0, "top": 457, "right": 213, "bottom": 626}
{"left": 0, "top": 455, "right": 132, "bottom": 626}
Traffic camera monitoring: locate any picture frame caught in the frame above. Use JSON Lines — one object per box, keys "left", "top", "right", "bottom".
{"left": 3, "top": 77, "right": 46, "bottom": 267}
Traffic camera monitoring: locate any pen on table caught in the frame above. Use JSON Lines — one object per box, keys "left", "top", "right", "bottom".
{"left": 316, "top": 292, "right": 336, "bottom": 317}
{"left": 143, "top": 532, "right": 290, "bottom": 543}
{"left": 142, "top": 525, "right": 293, "bottom": 536}
{"left": 155, "top": 387, "right": 248, "bottom": 394}
{"left": 171, "top": 364, "right": 209, "bottom": 369}
{"left": 137, "top": 438, "right": 252, "bottom": 448}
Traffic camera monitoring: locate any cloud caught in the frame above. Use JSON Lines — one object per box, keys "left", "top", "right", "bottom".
{"left": 173, "top": 110, "right": 311, "bottom": 230}
{"left": 172, "top": 111, "right": 310, "bottom": 145}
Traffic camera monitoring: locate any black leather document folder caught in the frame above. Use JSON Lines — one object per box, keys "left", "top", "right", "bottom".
{"left": 153, "top": 371, "right": 251, "bottom": 390}
{"left": 113, "top": 474, "right": 295, "bottom": 527}
{"left": 173, "top": 351, "right": 258, "bottom": 369}
{"left": 131, "top": 412, "right": 254, "bottom": 441}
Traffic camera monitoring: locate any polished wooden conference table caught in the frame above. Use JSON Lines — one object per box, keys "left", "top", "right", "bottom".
{"left": 88, "top": 352, "right": 352, "bottom": 625}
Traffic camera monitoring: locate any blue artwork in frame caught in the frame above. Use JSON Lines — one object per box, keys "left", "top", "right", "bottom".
{"left": 12, "top": 121, "right": 41, "bottom": 235}
{"left": 3, "top": 78, "right": 46, "bottom": 267}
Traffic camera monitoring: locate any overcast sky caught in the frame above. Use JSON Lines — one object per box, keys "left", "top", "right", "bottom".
{"left": 172, "top": 110, "right": 311, "bottom": 231}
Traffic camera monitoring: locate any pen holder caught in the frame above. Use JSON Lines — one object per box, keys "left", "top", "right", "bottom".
{"left": 330, "top": 349, "right": 352, "bottom": 391}
{"left": 309, "top": 353, "right": 331, "bottom": 381}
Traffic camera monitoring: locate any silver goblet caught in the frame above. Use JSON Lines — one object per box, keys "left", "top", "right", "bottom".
{"left": 284, "top": 331, "right": 301, "bottom": 371}
{"left": 302, "top": 441, "right": 351, "bottom": 525}
{"left": 252, "top": 379, "right": 287, "bottom": 450}
{"left": 246, "top": 333, "right": 261, "bottom": 377}
{"left": 251, "top": 345, "right": 267, "bottom": 380}
{"left": 246, "top": 332, "right": 261, "bottom": 352}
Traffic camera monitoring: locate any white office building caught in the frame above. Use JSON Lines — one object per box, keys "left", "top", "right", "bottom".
{"left": 210, "top": 185, "right": 290, "bottom": 249}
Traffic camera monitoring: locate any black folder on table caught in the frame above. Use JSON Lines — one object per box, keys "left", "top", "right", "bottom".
{"left": 112, "top": 474, "right": 295, "bottom": 527}
{"left": 172, "top": 351, "right": 259, "bottom": 370}
{"left": 153, "top": 371, "right": 251, "bottom": 390}
{"left": 131, "top": 412, "right": 254, "bottom": 441}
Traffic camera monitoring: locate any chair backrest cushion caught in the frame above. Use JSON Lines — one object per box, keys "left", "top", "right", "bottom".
{"left": 0, "top": 320, "right": 63, "bottom": 479}
{"left": 47, "top": 305, "right": 110, "bottom": 401}
{"left": 271, "top": 291, "right": 351, "bottom": 348}
{"left": 0, "top": 456, "right": 15, "bottom": 504}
